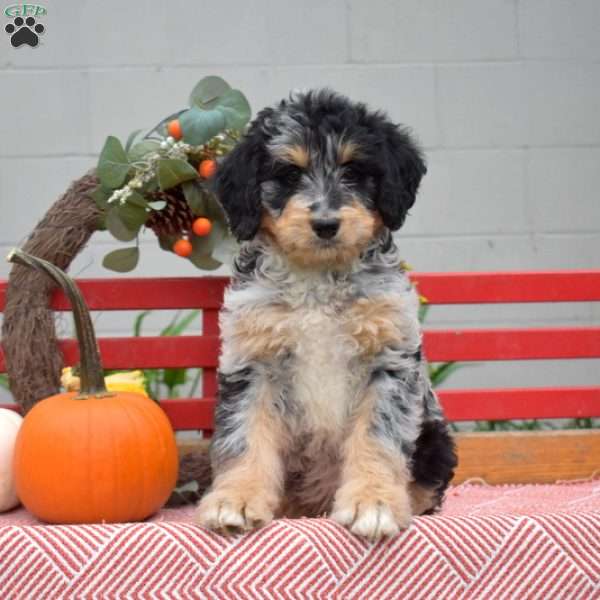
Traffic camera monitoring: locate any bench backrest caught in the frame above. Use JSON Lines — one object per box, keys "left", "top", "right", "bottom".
{"left": 1, "top": 271, "right": 599, "bottom": 431}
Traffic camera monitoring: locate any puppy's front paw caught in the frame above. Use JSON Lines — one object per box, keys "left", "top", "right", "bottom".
{"left": 330, "top": 492, "right": 412, "bottom": 540}
{"left": 195, "top": 490, "right": 274, "bottom": 534}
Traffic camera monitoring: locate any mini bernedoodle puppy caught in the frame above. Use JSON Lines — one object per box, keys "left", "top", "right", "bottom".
{"left": 194, "top": 89, "right": 457, "bottom": 540}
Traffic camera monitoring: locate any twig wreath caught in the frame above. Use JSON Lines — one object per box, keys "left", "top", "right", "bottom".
{"left": 1, "top": 76, "right": 250, "bottom": 413}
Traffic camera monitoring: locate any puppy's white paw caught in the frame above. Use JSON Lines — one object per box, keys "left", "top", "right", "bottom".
{"left": 331, "top": 495, "right": 412, "bottom": 540}
{"left": 195, "top": 491, "right": 274, "bottom": 534}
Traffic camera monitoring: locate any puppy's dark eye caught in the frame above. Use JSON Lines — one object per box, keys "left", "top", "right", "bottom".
{"left": 275, "top": 165, "right": 303, "bottom": 186}
{"left": 342, "top": 164, "right": 364, "bottom": 185}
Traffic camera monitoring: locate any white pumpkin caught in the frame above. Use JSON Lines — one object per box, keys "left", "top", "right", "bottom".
{"left": 0, "top": 408, "right": 23, "bottom": 512}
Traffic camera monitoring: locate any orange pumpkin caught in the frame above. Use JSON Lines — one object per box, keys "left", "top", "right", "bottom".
{"left": 8, "top": 249, "right": 179, "bottom": 524}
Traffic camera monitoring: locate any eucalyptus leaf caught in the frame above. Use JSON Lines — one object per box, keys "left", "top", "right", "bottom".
{"left": 191, "top": 227, "right": 215, "bottom": 257}
{"left": 102, "top": 247, "right": 140, "bottom": 272}
{"left": 148, "top": 200, "right": 167, "bottom": 210}
{"left": 214, "top": 89, "right": 252, "bottom": 130}
{"left": 90, "top": 185, "right": 112, "bottom": 210}
{"left": 189, "top": 76, "right": 231, "bottom": 109}
{"left": 97, "top": 136, "right": 131, "bottom": 189}
{"left": 179, "top": 107, "right": 226, "bottom": 146}
{"left": 125, "top": 129, "right": 143, "bottom": 153}
{"left": 188, "top": 253, "right": 222, "bottom": 270}
{"left": 212, "top": 235, "right": 240, "bottom": 264}
{"left": 128, "top": 140, "right": 161, "bottom": 163}
{"left": 158, "top": 234, "right": 177, "bottom": 252}
{"left": 157, "top": 158, "right": 198, "bottom": 190}
{"left": 118, "top": 201, "right": 148, "bottom": 230}
{"left": 126, "top": 190, "right": 149, "bottom": 208}
{"left": 182, "top": 180, "right": 208, "bottom": 215}
{"left": 106, "top": 208, "right": 138, "bottom": 242}
{"left": 204, "top": 191, "right": 228, "bottom": 226}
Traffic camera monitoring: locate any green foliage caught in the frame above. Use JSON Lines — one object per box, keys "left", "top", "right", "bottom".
{"left": 132, "top": 310, "right": 202, "bottom": 400}
{"left": 429, "top": 362, "right": 463, "bottom": 388}
{"left": 105, "top": 207, "right": 138, "bottom": 242}
{"left": 128, "top": 140, "right": 160, "bottom": 163}
{"left": 97, "top": 136, "right": 131, "bottom": 189}
{"left": 94, "top": 74, "right": 251, "bottom": 274}
{"left": 189, "top": 75, "right": 231, "bottom": 109}
{"left": 0, "top": 374, "right": 8, "bottom": 389}
{"left": 182, "top": 180, "right": 208, "bottom": 215}
{"left": 125, "top": 129, "right": 143, "bottom": 153}
{"left": 156, "top": 158, "right": 198, "bottom": 190}
{"left": 102, "top": 247, "right": 140, "bottom": 272}
{"left": 179, "top": 107, "right": 227, "bottom": 146}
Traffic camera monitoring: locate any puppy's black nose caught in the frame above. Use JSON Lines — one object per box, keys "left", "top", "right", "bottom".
{"left": 311, "top": 218, "right": 340, "bottom": 239}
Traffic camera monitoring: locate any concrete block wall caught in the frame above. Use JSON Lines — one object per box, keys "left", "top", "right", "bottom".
{"left": 1, "top": 0, "right": 599, "bottom": 399}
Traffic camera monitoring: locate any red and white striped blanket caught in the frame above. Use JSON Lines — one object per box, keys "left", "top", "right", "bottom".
{"left": 1, "top": 481, "right": 599, "bottom": 599}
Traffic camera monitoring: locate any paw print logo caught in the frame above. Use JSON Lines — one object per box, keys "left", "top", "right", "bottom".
{"left": 5, "top": 16, "right": 45, "bottom": 48}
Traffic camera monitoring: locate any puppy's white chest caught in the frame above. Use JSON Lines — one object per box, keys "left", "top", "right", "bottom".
{"left": 289, "top": 303, "right": 363, "bottom": 431}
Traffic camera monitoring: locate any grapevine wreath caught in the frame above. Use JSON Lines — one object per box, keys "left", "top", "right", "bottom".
{"left": 1, "top": 76, "right": 249, "bottom": 415}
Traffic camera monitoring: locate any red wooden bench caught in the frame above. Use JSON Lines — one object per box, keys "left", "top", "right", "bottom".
{"left": 1, "top": 270, "right": 599, "bottom": 598}
{"left": 1, "top": 270, "right": 599, "bottom": 483}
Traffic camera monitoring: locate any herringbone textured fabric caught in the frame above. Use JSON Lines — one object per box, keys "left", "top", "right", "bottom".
{"left": 1, "top": 482, "right": 598, "bottom": 599}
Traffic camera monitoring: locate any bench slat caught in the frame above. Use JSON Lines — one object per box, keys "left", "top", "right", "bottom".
{"left": 425, "top": 327, "right": 600, "bottom": 361}
{"left": 0, "top": 278, "right": 228, "bottom": 311}
{"left": 2, "top": 385, "right": 598, "bottom": 428}
{"left": 439, "top": 387, "right": 600, "bottom": 421}
{"left": 157, "top": 389, "right": 598, "bottom": 428}
{"left": 2, "top": 270, "right": 600, "bottom": 312}
{"left": 0, "top": 336, "right": 220, "bottom": 372}
{"left": 414, "top": 270, "right": 600, "bottom": 304}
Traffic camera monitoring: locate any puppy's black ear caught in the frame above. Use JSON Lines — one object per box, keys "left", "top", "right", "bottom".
{"left": 375, "top": 124, "right": 427, "bottom": 230}
{"left": 213, "top": 125, "right": 267, "bottom": 241}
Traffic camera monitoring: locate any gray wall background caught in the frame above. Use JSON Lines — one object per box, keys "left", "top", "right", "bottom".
{"left": 1, "top": 0, "right": 599, "bottom": 403}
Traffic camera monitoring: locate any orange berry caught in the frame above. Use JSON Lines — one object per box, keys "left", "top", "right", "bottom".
{"left": 198, "top": 159, "right": 217, "bottom": 179}
{"left": 192, "top": 217, "right": 212, "bottom": 237}
{"left": 173, "top": 238, "right": 192, "bottom": 257}
{"left": 167, "top": 119, "right": 182, "bottom": 140}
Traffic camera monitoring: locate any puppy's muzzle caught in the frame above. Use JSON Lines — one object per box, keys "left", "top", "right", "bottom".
{"left": 311, "top": 218, "right": 340, "bottom": 240}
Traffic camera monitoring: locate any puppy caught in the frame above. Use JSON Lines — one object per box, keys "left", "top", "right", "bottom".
{"left": 195, "top": 89, "right": 457, "bottom": 539}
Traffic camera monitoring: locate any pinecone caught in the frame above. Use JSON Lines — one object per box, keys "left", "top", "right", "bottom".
{"left": 146, "top": 187, "right": 195, "bottom": 237}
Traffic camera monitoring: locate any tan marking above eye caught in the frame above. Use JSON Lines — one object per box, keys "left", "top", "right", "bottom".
{"left": 273, "top": 144, "right": 309, "bottom": 168}
{"left": 338, "top": 141, "right": 361, "bottom": 165}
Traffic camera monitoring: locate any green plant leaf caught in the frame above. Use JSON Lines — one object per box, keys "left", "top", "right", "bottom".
{"left": 182, "top": 180, "right": 208, "bottom": 215}
{"left": 97, "top": 136, "right": 131, "bottom": 189}
{"left": 188, "top": 253, "right": 222, "bottom": 270}
{"left": 118, "top": 201, "right": 148, "bottom": 230}
{"left": 148, "top": 200, "right": 167, "bottom": 210}
{"left": 191, "top": 218, "right": 225, "bottom": 257}
{"left": 125, "top": 129, "right": 143, "bottom": 153}
{"left": 163, "top": 368, "right": 187, "bottom": 395}
{"left": 128, "top": 140, "right": 161, "bottom": 163}
{"left": 158, "top": 234, "right": 177, "bottom": 252}
{"left": 189, "top": 76, "right": 231, "bottom": 109}
{"left": 133, "top": 310, "right": 152, "bottom": 337}
{"left": 125, "top": 191, "right": 149, "bottom": 208}
{"left": 106, "top": 208, "right": 138, "bottom": 241}
{"left": 204, "top": 191, "right": 228, "bottom": 226}
{"left": 102, "top": 247, "right": 140, "bottom": 272}
{"left": 0, "top": 374, "right": 9, "bottom": 390}
{"left": 214, "top": 89, "right": 252, "bottom": 130}
{"left": 160, "top": 309, "right": 200, "bottom": 337}
{"left": 157, "top": 158, "right": 198, "bottom": 190}
{"left": 429, "top": 362, "right": 465, "bottom": 388}
{"left": 179, "top": 107, "right": 226, "bottom": 146}
{"left": 90, "top": 185, "right": 112, "bottom": 210}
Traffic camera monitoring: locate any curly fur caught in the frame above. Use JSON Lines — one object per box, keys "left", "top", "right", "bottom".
{"left": 194, "top": 89, "right": 457, "bottom": 539}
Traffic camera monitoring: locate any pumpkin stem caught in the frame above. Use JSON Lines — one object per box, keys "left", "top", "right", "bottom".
{"left": 6, "top": 248, "right": 108, "bottom": 396}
